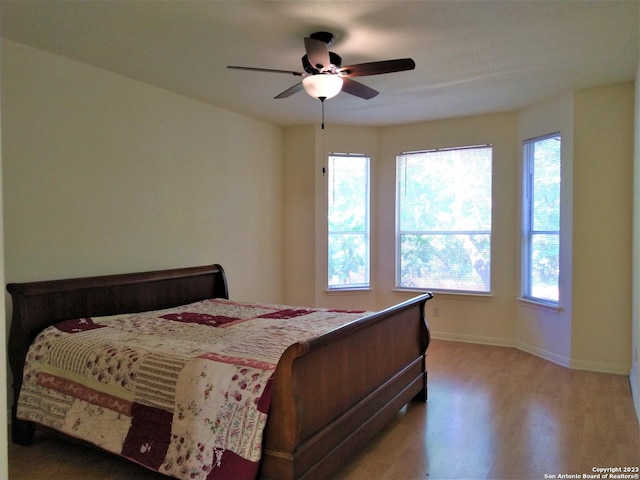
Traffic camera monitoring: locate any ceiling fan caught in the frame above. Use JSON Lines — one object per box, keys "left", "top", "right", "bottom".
{"left": 227, "top": 31, "right": 416, "bottom": 101}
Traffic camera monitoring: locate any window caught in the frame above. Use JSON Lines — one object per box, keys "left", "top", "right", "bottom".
{"left": 328, "top": 154, "right": 370, "bottom": 289}
{"left": 522, "top": 133, "right": 561, "bottom": 304}
{"left": 396, "top": 145, "right": 492, "bottom": 293}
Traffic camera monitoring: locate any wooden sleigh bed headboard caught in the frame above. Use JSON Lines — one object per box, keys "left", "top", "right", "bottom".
{"left": 7, "top": 263, "right": 432, "bottom": 480}
{"left": 7, "top": 264, "right": 229, "bottom": 444}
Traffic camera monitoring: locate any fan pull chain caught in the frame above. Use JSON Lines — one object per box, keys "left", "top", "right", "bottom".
{"left": 320, "top": 96, "right": 326, "bottom": 129}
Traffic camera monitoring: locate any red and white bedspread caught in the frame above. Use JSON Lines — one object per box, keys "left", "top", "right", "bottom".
{"left": 17, "top": 298, "right": 367, "bottom": 480}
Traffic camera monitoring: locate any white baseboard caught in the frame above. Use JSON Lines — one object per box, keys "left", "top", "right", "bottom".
{"left": 431, "top": 331, "right": 515, "bottom": 348}
{"left": 515, "top": 340, "right": 571, "bottom": 369}
{"left": 431, "top": 332, "right": 630, "bottom": 375}
{"left": 631, "top": 364, "right": 640, "bottom": 425}
{"left": 569, "top": 358, "right": 630, "bottom": 375}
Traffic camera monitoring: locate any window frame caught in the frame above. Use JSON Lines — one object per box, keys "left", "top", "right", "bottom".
{"left": 521, "top": 132, "right": 561, "bottom": 306}
{"left": 327, "top": 153, "right": 371, "bottom": 290}
{"left": 395, "top": 145, "right": 493, "bottom": 294}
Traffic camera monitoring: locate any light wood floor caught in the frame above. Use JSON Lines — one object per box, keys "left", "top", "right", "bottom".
{"left": 9, "top": 340, "right": 640, "bottom": 480}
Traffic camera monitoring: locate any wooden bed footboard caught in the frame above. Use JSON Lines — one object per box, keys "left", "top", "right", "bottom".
{"left": 260, "top": 293, "right": 433, "bottom": 480}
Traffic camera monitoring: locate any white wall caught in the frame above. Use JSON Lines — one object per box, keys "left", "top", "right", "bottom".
{"left": 2, "top": 40, "right": 284, "bottom": 304}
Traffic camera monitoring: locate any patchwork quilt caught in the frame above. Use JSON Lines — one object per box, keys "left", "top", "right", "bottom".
{"left": 17, "top": 298, "right": 367, "bottom": 480}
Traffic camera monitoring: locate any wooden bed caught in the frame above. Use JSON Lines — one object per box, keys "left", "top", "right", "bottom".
{"left": 7, "top": 263, "right": 432, "bottom": 480}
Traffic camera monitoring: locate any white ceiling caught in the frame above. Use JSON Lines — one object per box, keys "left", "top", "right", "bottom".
{"left": 1, "top": 0, "right": 638, "bottom": 127}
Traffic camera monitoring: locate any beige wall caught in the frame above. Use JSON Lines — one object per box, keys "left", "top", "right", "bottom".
{"left": 283, "top": 88, "right": 634, "bottom": 376}
{"left": 282, "top": 125, "right": 316, "bottom": 306}
{"left": 0, "top": 38, "right": 8, "bottom": 480}
{"left": 314, "top": 125, "right": 379, "bottom": 311}
{"left": 285, "top": 113, "right": 521, "bottom": 342}
{"left": 1, "top": 40, "right": 287, "bottom": 438}
{"left": 377, "top": 114, "right": 519, "bottom": 346}
{"left": 515, "top": 84, "right": 634, "bottom": 374}
{"left": 633, "top": 53, "right": 640, "bottom": 421}
{"left": 516, "top": 94, "right": 574, "bottom": 366}
{"left": 572, "top": 84, "right": 634, "bottom": 372}
{"left": 2, "top": 40, "right": 285, "bottom": 303}
{"left": 2, "top": 36, "right": 638, "bottom": 438}
{"left": 282, "top": 123, "right": 381, "bottom": 312}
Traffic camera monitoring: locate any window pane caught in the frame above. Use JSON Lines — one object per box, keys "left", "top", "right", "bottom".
{"left": 529, "top": 233, "right": 560, "bottom": 302}
{"left": 328, "top": 233, "right": 368, "bottom": 287}
{"left": 397, "top": 146, "right": 492, "bottom": 293}
{"left": 399, "top": 150, "right": 492, "bottom": 231}
{"left": 328, "top": 154, "right": 370, "bottom": 289}
{"left": 532, "top": 137, "right": 561, "bottom": 231}
{"left": 328, "top": 156, "right": 368, "bottom": 232}
{"left": 399, "top": 233, "right": 491, "bottom": 291}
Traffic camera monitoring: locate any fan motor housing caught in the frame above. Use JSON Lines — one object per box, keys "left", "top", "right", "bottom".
{"left": 302, "top": 52, "right": 342, "bottom": 74}
{"left": 310, "top": 31, "right": 334, "bottom": 45}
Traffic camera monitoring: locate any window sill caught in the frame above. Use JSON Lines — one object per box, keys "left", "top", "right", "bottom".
{"left": 393, "top": 289, "right": 493, "bottom": 302}
{"left": 325, "top": 288, "right": 373, "bottom": 296}
{"left": 517, "top": 297, "right": 563, "bottom": 313}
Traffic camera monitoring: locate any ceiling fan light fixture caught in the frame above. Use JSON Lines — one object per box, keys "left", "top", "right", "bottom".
{"left": 302, "top": 74, "right": 343, "bottom": 100}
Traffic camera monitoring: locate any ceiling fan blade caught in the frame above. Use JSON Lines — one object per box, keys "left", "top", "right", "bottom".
{"left": 274, "top": 82, "right": 304, "bottom": 99}
{"left": 341, "top": 78, "right": 379, "bottom": 100}
{"left": 304, "top": 37, "right": 331, "bottom": 71}
{"left": 227, "top": 66, "right": 302, "bottom": 76}
{"left": 339, "top": 58, "right": 416, "bottom": 77}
